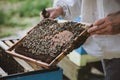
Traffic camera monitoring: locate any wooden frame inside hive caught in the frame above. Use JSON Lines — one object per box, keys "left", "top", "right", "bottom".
{"left": 6, "top": 19, "right": 90, "bottom": 69}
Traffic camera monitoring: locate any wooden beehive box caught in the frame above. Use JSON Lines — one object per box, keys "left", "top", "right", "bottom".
{"left": 0, "top": 46, "right": 24, "bottom": 77}
{"left": 0, "top": 39, "right": 63, "bottom": 80}
{"left": 6, "top": 19, "right": 90, "bottom": 69}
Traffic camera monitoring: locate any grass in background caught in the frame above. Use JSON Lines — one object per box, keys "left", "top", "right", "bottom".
{"left": 18, "top": 0, "right": 52, "bottom": 17}
{"left": 0, "top": 0, "right": 53, "bottom": 38}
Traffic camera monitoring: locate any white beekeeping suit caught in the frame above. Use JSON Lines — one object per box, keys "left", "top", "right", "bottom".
{"left": 53, "top": 0, "right": 82, "bottom": 20}
{"left": 53, "top": 0, "right": 120, "bottom": 59}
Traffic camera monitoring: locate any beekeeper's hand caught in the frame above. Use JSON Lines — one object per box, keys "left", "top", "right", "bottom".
{"left": 87, "top": 11, "right": 120, "bottom": 35}
{"left": 40, "top": 6, "right": 63, "bottom": 19}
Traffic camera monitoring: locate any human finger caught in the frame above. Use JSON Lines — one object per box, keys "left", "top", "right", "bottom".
{"left": 87, "top": 26, "right": 98, "bottom": 33}
{"left": 93, "top": 18, "right": 105, "bottom": 26}
{"left": 49, "top": 12, "right": 57, "bottom": 19}
{"left": 40, "top": 11, "right": 45, "bottom": 19}
{"left": 87, "top": 23, "right": 105, "bottom": 33}
{"left": 91, "top": 25, "right": 113, "bottom": 35}
{"left": 91, "top": 27, "right": 107, "bottom": 35}
{"left": 88, "top": 18, "right": 106, "bottom": 33}
{"left": 88, "top": 19, "right": 111, "bottom": 33}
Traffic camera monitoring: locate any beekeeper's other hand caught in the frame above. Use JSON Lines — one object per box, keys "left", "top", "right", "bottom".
{"left": 87, "top": 11, "right": 120, "bottom": 35}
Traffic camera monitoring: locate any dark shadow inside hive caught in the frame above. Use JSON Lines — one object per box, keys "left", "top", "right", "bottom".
{"left": 0, "top": 47, "right": 24, "bottom": 75}
{"left": 14, "top": 19, "right": 86, "bottom": 64}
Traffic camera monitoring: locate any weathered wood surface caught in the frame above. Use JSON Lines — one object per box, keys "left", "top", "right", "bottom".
{"left": 58, "top": 56, "right": 103, "bottom": 80}
{"left": 0, "top": 67, "right": 8, "bottom": 76}
{"left": 0, "top": 39, "right": 42, "bottom": 73}
{"left": 58, "top": 56, "right": 80, "bottom": 80}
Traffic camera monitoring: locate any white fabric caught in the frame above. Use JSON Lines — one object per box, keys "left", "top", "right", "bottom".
{"left": 53, "top": 0, "right": 82, "bottom": 20}
{"left": 83, "top": 34, "right": 120, "bottom": 59}
{"left": 53, "top": 0, "right": 120, "bottom": 59}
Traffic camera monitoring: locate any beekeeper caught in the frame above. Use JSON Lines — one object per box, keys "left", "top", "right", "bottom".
{"left": 41, "top": 0, "right": 120, "bottom": 80}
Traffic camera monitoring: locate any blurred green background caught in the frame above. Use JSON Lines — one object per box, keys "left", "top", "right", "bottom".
{"left": 0, "top": 0, "right": 53, "bottom": 38}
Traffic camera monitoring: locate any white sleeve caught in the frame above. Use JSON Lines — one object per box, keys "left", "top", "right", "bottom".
{"left": 53, "top": 0, "right": 82, "bottom": 20}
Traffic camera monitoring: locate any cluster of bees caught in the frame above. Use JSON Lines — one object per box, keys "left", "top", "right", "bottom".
{"left": 15, "top": 19, "right": 86, "bottom": 63}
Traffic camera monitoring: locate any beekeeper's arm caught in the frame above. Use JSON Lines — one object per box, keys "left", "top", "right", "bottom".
{"left": 41, "top": 0, "right": 82, "bottom": 20}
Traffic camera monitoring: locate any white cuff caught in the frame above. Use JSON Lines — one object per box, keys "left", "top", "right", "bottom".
{"left": 53, "top": 0, "right": 71, "bottom": 20}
